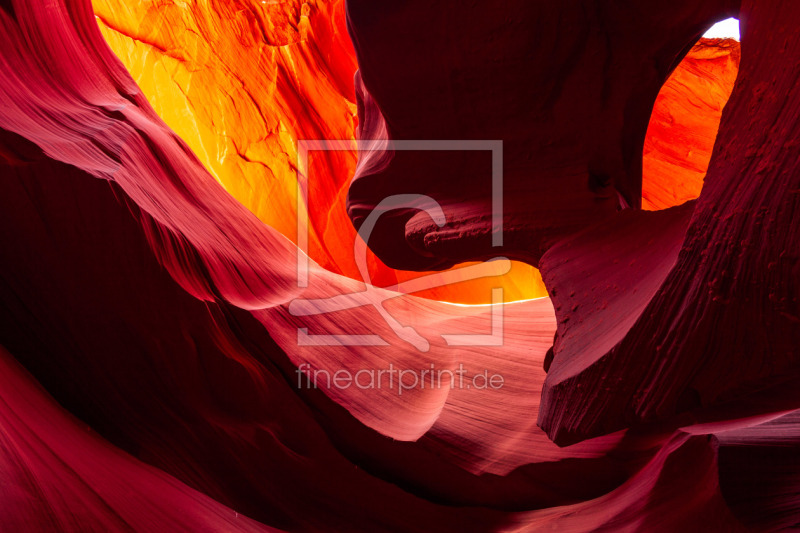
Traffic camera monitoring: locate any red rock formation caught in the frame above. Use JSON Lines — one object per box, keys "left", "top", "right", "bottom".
{"left": 0, "top": 1, "right": 628, "bottom": 528}
{"left": 0, "top": 346, "right": 273, "bottom": 532}
{"left": 537, "top": 0, "right": 800, "bottom": 446}
{"left": 346, "top": 0, "right": 738, "bottom": 269}
{"left": 91, "top": 0, "right": 547, "bottom": 305}
{"left": 345, "top": 0, "right": 799, "bottom": 444}
{"left": 88, "top": 1, "right": 740, "bottom": 305}
{"left": 1, "top": 0, "right": 799, "bottom": 531}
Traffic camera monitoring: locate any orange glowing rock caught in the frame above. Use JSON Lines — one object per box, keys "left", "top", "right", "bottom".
{"left": 92, "top": 0, "right": 357, "bottom": 271}
{"left": 92, "top": 0, "right": 545, "bottom": 303}
{"left": 643, "top": 38, "right": 741, "bottom": 210}
{"left": 90, "top": 1, "right": 737, "bottom": 302}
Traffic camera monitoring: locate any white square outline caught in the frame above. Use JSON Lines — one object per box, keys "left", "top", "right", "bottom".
{"left": 293, "top": 139, "right": 504, "bottom": 349}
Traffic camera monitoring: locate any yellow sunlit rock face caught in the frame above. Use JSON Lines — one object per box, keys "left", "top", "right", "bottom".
{"left": 92, "top": 0, "right": 738, "bottom": 303}
{"left": 91, "top": 0, "right": 545, "bottom": 303}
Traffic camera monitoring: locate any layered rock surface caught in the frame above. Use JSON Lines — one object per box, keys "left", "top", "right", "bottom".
{"left": 0, "top": 0, "right": 798, "bottom": 531}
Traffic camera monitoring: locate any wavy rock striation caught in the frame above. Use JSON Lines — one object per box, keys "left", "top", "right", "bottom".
{"left": 0, "top": 0, "right": 797, "bottom": 530}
